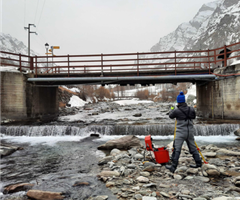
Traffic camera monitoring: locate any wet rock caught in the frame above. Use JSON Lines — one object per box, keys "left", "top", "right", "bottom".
{"left": 140, "top": 172, "right": 150, "bottom": 177}
{"left": 99, "top": 171, "right": 120, "bottom": 177}
{"left": 233, "top": 176, "right": 240, "bottom": 187}
{"left": 94, "top": 196, "right": 109, "bottom": 200}
{"left": 160, "top": 192, "right": 170, "bottom": 198}
{"left": 97, "top": 135, "right": 142, "bottom": 150}
{"left": 98, "top": 156, "right": 113, "bottom": 165}
{"left": 3, "top": 183, "right": 34, "bottom": 194}
{"left": 187, "top": 168, "right": 199, "bottom": 174}
{"left": 203, "top": 152, "right": 217, "bottom": 157}
{"left": 0, "top": 144, "right": 23, "bottom": 157}
{"left": 110, "top": 148, "right": 121, "bottom": 156}
{"left": 142, "top": 183, "right": 157, "bottom": 188}
{"left": 26, "top": 190, "right": 64, "bottom": 200}
{"left": 234, "top": 128, "right": 240, "bottom": 136}
{"left": 135, "top": 194, "right": 143, "bottom": 200}
{"left": 73, "top": 182, "right": 90, "bottom": 187}
{"left": 133, "top": 113, "right": 142, "bottom": 117}
{"left": 142, "top": 197, "right": 157, "bottom": 200}
{"left": 106, "top": 181, "right": 115, "bottom": 187}
{"left": 202, "top": 164, "right": 220, "bottom": 176}
{"left": 136, "top": 176, "right": 149, "bottom": 183}
{"left": 174, "top": 174, "right": 182, "bottom": 180}
{"left": 134, "top": 153, "right": 144, "bottom": 160}
{"left": 196, "top": 176, "right": 210, "bottom": 183}
{"left": 212, "top": 197, "right": 240, "bottom": 200}
{"left": 216, "top": 149, "right": 240, "bottom": 156}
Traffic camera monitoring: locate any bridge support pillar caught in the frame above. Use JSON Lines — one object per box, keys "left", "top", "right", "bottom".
{"left": 196, "top": 64, "right": 240, "bottom": 120}
{"left": 1, "top": 72, "right": 58, "bottom": 123}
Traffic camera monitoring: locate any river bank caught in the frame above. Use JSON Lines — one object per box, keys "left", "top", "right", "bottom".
{"left": 1, "top": 101, "right": 240, "bottom": 199}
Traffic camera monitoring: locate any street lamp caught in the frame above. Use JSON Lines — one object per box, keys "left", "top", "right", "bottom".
{"left": 45, "top": 43, "right": 49, "bottom": 72}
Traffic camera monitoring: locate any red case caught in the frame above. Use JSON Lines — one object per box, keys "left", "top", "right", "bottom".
{"left": 154, "top": 147, "right": 170, "bottom": 164}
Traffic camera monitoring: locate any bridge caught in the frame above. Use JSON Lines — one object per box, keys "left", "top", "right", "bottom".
{"left": 1, "top": 42, "right": 240, "bottom": 122}
{"left": 1, "top": 42, "right": 240, "bottom": 86}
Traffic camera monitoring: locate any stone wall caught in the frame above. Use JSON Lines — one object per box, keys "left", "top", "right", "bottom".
{"left": 197, "top": 64, "right": 240, "bottom": 119}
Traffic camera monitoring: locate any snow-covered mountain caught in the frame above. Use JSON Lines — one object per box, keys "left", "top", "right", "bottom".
{"left": 0, "top": 32, "right": 38, "bottom": 56}
{"left": 151, "top": 0, "right": 240, "bottom": 52}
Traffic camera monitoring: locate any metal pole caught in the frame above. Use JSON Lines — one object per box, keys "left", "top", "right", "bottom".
{"left": 28, "top": 24, "right": 30, "bottom": 58}
{"left": 224, "top": 45, "right": 227, "bottom": 67}
{"left": 137, "top": 52, "right": 139, "bottom": 76}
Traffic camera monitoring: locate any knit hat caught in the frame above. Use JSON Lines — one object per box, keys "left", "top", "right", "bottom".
{"left": 177, "top": 91, "right": 185, "bottom": 103}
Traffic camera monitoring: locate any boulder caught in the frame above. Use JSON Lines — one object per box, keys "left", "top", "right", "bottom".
{"left": 4, "top": 183, "right": 34, "bottom": 194}
{"left": 97, "top": 135, "right": 142, "bottom": 150}
{"left": 0, "top": 144, "right": 23, "bottom": 157}
{"left": 202, "top": 164, "right": 220, "bottom": 176}
{"left": 216, "top": 149, "right": 240, "bottom": 156}
{"left": 234, "top": 128, "right": 240, "bottom": 136}
{"left": 26, "top": 190, "right": 64, "bottom": 200}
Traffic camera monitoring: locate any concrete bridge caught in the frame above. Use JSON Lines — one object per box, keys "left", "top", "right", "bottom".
{"left": 1, "top": 42, "right": 240, "bottom": 122}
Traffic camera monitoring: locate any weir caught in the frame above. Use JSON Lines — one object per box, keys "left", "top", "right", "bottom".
{"left": 1, "top": 124, "right": 239, "bottom": 137}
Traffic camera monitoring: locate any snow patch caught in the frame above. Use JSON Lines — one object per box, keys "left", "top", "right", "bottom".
{"left": 68, "top": 95, "right": 87, "bottom": 107}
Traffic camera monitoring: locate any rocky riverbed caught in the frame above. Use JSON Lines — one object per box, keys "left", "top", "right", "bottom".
{"left": 1, "top": 132, "right": 240, "bottom": 200}
{"left": 95, "top": 135, "right": 240, "bottom": 200}
{"left": 1, "top": 101, "right": 240, "bottom": 200}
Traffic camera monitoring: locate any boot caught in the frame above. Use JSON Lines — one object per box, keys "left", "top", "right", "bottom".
{"left": 189, "top": 162, "right": 202, "bottom": 168}
{"left": 165, "top": 162, "right": 177, "bottom": 173}
{"left": 190, "top": 153, "right": 202, "bottom": 168}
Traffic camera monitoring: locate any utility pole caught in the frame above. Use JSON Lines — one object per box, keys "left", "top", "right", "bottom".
{"left": 24, "top": 24, "right": 37, "bottom": 59}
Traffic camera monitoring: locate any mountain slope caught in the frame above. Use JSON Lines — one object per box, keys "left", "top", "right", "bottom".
{"left": 0, "top": 33, "right": 38, "bottom": 56}
{"left": 151, "top": 0, "right": 240, "bottom": 52}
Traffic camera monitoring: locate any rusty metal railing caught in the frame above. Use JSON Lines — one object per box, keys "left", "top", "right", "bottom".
{"left": 1, "top": 42, "right": 240, "bottom": 77}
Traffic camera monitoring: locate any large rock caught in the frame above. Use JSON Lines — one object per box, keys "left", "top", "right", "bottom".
{"left": 26, "top": 190, "right": 64, "bottom": 200}
{"left": 4, "top": 183, "right": 34, "bottom": 194}
{"left": 216, "top": 149, "right": 240, "bottom": 156}
{"left": 234, "top": 128, "right": 240, "bottom": 136}
{"left": 202, "top": 164, "right": 220, "bottom": 176}
{"left": 97, "top": 135, "right": 142, "bottom": 150}
{"left": 0, "top": 144, "right": 23, "bottom": 157}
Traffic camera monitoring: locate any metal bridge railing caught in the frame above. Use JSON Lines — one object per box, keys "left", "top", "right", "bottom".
{"left": 1, "top": 42, "right": 240, "bottom": 77}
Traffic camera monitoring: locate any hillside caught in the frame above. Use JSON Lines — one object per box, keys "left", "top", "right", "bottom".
{"left": 151, "top": 0, "right": 240, "bottom": 52}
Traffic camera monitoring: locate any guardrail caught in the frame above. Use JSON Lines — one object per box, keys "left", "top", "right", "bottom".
{"left": 1, "top": 42, "right": 240, "bottom": 77}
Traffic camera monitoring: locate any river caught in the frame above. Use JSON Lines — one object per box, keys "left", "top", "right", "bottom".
{"left": 0, "top": 122, "right": 239, "bottom": 200}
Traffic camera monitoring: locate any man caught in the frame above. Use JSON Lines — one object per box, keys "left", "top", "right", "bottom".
{"left": 165, "top": 91, "right": 202, "bottom": 173}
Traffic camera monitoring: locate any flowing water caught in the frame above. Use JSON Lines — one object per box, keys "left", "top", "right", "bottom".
{"left": 0, "top": 123, "right": 239, "bottom": 199}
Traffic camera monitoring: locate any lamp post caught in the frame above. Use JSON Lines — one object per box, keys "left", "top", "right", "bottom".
{"left": 45, "top": 43, "right": 49, "bottom": 72}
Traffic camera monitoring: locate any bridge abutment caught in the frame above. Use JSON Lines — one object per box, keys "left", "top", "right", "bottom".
{"left": 1, "top": 72, "right": 58, "bottom": 123}
{"left": 197, "top": 64, "right": 240, "bottom": 119}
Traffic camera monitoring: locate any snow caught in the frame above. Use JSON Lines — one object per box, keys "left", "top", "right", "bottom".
{"left": 231, "top": 60, "right": 240, "bottom": 65}
{"left": 0, "top": 66, "right": 20, "bottom": 72}
{"left": 185, "top": 84, "right": 196, "bottom": 101}
{"left": 68, "top": 95, "right": 87, "bottom": 107}
{"left": 62, "top": 86, "right": 80, "bottom": 93}
{"left": 1, "top": 135, "right": 88, "bottom": 146}
{"left": 114, "top": 99, "right": 154, "bottom": 106}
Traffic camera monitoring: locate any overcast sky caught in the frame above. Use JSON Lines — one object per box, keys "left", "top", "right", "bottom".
{"left": 1, "top": 0, "right": 214, "bottom": 55}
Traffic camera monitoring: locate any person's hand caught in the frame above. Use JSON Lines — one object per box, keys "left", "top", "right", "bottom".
{"left": 171, "top": 106, "right": 175, "bottom": 110}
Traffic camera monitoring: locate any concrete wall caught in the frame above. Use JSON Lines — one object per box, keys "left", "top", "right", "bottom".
{"left": 197, "top": 64, "right": 240, "bottom": 119}
{"left": 1, "top": 72, "right": 27, "bottom": 120}
{"left": 1, "top": 72, "right": 58, "bottom": 122}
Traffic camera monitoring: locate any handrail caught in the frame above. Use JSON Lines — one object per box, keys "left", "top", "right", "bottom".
{"left": 0, "top": 41, "right": 240, "bottom": 76}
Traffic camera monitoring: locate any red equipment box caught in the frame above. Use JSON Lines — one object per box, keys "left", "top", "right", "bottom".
{"left": 145, "top": 135, "right": 170, "bottom": 164}
{"left": 153, "top": 147, "right": 170, "bottom": 164}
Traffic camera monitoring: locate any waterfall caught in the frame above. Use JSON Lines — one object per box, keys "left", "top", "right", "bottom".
{"left": 1, "top": 124, "right": 239, "bottom": 136}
